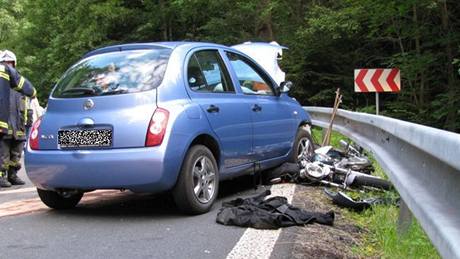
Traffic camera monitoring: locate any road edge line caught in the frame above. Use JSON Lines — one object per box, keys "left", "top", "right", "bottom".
{"left": 226, "top": 183, "right": 296, "bottom": 259}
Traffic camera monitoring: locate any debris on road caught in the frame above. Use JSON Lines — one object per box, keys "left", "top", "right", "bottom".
{"left": 324, "top": 188, "right": 397, "bottom": 212}
{"left": 216, "top": 190, "right": 334, "bottom": 229}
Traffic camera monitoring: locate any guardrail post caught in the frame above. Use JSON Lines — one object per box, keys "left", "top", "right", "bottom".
{"left": 397, "top": 199, "right": 413, "bottom": 236}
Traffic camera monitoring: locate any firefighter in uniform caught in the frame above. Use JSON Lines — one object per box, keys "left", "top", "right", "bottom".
{"left": 0, "top": 50, "right": 37, "bottom": 187}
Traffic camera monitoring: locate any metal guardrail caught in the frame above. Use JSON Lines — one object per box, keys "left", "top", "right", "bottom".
{"left": 304, "top": 106, "right": 460, "bottom": 259}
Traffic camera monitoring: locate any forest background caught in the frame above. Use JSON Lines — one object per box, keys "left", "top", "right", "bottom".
{"left": 1, "top": 0, "right": 459, "bottom": 132}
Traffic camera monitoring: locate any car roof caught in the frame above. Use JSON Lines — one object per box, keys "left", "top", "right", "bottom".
{"left": 82, "top": 41, "right": 227, "bottom": 59}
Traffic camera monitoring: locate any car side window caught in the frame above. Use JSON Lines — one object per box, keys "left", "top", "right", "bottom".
{"left": 187, "top": 50, "right": 234, "bottom": 93}
{"left": 225, "top": 52, "right": 274, "bottom": 96}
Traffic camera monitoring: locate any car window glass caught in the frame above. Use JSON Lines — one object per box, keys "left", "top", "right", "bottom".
{"left": 52, "top": 48, "right": 172, "bottom": 98}
{"left": 225, "top": 52, "right": 274, "bottom": 96}
{"left": 187, "top": 50, "right": 234, "bottom": 93}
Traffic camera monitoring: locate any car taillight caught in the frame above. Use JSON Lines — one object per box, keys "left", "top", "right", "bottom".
{"left": 29, "top": 117, "right": 42, "bottom": 150}
{"left": 146, "top": 108, "right": 169, "bottom": 147}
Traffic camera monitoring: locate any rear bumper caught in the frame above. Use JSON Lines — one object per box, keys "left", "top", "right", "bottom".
{"left": 25, "top": 146, "right": 179, "bottom": 193}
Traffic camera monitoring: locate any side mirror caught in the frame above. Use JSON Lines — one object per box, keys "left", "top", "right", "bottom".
{"left": 279, "top": 81, "right": 293, "bottom": 94}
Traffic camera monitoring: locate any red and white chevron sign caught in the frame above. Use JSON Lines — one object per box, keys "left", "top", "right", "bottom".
{"left": 354, "top": 68, "right": 401, "bottom": 93}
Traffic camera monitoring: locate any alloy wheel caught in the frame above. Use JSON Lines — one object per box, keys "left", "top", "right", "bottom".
{"left": 297, "top": 137, "right": 312, "bottom": 163}
{"left": 192, "top": 156, "right": 216, "bottom": 203}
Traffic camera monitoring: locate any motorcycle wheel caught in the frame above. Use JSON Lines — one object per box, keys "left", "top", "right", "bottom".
{"left": 352, "top": 175, "right": 392, "bottom": 190}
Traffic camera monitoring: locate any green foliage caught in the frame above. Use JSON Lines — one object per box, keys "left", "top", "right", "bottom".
{"left": 0, "top": 0, "right": 24, "bottom": 46}
{"left": 311, "top": 126, "right": 353, "bottom": 148}
{"left": 1, "top": 0, "right": 459, "bottom": 131}
{"left": 290, "top": 0, "right": 460, "bottom": 132}
{"left": 357, "top": 105, "right": 378, "bottom": 114}
{"left": 350, "top": 162, "right": 439, "bottom": 258}
{"left": 350, "top": 206, "right": 440, "bottom": 258}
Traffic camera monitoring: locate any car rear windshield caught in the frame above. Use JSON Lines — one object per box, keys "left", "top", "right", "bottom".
{"left": 52, "top": 48, "right": 172, "bottom": 98}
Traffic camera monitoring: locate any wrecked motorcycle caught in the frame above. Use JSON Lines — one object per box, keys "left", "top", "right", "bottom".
{"left": 297, "top": 141, "right": 391, "bottom": 190}
{"left": 316, "top": 140, "right": 374, "bottom": 174}
{"left": 267, "top": 139, "right": 391, "bottom": 191}
{"left": 299, "top": 160, "right": 392, "bottom": 190}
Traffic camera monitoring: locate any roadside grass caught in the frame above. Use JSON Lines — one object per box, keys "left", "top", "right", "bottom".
{"left": 311, "top": 127, "right": 440, "bottom": 258}
{"left": 311, "top": 127, "right": 350, "bottom": 148}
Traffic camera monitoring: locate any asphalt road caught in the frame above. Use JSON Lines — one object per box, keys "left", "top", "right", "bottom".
{"left": 0, "top": 165, "right": 294, "bottom": 259}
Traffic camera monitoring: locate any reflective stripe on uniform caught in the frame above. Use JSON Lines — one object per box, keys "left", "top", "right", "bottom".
{"left": 0, "top": 121, "right": 8, "bottom": 129}
{"left": 0, "top": 72, "right": 10, "bottom": 81}
{"left": 1, "top": 161, "right": 21, "bottom": 171}
{"left": 0, "top": 65, "right": 5, "bottom": 72}
{"left": 24, "top": 97, "right": 29, "bottom": 125}
{"left": 14, "top": 76, "right": 25, "bottom": 91}
{"left": 8, "top": 160, "right": 22, "bottom": 169}
{"left": 32, "top": 88, "right": 37, "bottom": 98}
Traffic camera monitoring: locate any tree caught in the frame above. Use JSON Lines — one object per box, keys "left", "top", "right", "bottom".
{"left": 1, "top": 0, "right": 459, "bottom": 131}
{"left": 0, "top": 0, "right": 24, "bottom": 47}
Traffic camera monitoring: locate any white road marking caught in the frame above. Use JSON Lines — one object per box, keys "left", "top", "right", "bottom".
{"left": 0, "top": 187, "right": 36, "bottom": 195}
{"left": 226, "top": 183, "right": 296, "bottom": 259}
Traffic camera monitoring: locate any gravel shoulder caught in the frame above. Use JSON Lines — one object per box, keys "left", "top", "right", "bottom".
{"left": 272, "top": 184, "right": 364, "bottom": 259}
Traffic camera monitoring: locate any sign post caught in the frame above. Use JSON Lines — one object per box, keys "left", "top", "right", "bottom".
{"left": 376, "top": 92, "right": 379, "bottom": 115}
{"left": 354, "top": 68, "right": 401, "bottom": 115}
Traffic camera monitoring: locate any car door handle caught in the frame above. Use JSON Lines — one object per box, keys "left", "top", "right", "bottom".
{"left": 207, "top": 105, "right": 220, "bottom": 113}
{"left": 252, "top": 104, "right": 262, "bottom": 112}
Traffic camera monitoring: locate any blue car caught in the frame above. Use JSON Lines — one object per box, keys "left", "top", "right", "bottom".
{"left": 25, "top": 42, "right": 313, "bottom": 214}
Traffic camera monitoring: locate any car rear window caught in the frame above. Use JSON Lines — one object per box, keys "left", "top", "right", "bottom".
{"left": 52, "top": 48, "right": 172, "bottom": 98}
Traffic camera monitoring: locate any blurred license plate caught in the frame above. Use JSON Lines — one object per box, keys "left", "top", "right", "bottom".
{"left": 58, "top": 129, "right": 112, "bottom": 148}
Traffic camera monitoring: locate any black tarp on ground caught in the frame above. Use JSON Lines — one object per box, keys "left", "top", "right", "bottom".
{"left": 216, "top": 190, "right": 334, "bottom": 229}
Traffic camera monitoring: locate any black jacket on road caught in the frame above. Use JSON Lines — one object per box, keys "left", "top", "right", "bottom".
{"left": 0, "top": 62, "right": 36, "bottom": 136}
{"left": 216, "top": 190, "right": 334, "bottom": 229}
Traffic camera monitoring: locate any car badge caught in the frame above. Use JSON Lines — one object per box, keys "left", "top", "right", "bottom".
{"left": 40, "top": 134, "right": 55, "bottom": 140}
{"left": 83, "top": 99, "right": 95, "bottom": 110}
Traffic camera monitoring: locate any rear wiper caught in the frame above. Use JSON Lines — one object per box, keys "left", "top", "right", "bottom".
{"left": 100, "top": 89, "right": 128, "bottom": 96}
{"left": 61, "top": 87, "right": 97, "bottom": 95}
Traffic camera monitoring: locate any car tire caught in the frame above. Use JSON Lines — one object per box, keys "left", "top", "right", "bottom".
{"left": 173, "top": 145, "right": 219, "bottom": 215}
{"left": 289, "top": 127, "right": 315, "bottom": 164}
{"left": 37, "top": 189, "right": 83, "bottom": 209}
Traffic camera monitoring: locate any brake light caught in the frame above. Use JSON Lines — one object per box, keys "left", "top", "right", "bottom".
{"left": 146, "top": 108, "right": 169, "bottom": 147}
{"left": 29, "top": 117, "right": 42, "bottom": 150}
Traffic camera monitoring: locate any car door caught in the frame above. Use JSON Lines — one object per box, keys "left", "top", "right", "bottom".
{"left": 185, "top": 49, "right": 254, "bottom": 168}
{"left": 224, "top": 51, "right": 296, "bottom": 161}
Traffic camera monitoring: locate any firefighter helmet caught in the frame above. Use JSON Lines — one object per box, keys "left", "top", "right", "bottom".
{"left": 0, "top": 50, "right": 17, "bottom": 66}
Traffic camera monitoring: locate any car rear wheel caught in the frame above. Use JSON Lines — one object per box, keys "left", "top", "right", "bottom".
{"left": 173, "top": 145, "right": 219, "bottom": 215}
{"left": 289, "top": 127, "right": 315, "bottom": 164}
{"left": 37, "top": 189, "right": 83, "bottom": 209}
